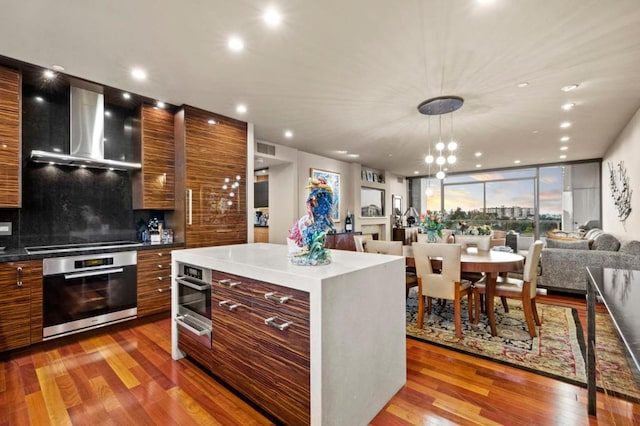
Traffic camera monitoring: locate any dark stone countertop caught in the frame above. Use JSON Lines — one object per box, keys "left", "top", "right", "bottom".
{"left": 254, "top": 224, "right": 269, "bottom": 228}
{"left": 0, "top": 242, "right": 185, "bottom": 262}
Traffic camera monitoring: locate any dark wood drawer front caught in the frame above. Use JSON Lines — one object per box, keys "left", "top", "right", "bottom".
{"left": 211, "top": 270, "right": 310, "bottom": 319}
{"left": 137, "top": 250, "right": 172, "bottom": 317}
{"left": 177, "top": 327, "right": 212, "bottom": 369}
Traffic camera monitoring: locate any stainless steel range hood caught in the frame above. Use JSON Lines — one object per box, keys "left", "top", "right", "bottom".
{"left": 30, "top": 85, "right": 141, "bottom": 171}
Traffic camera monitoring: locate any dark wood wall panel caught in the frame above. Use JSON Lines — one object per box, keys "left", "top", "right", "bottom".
{"left": 179, "top": 106, "right": 247, "bottom": 248}
{"left": 0, "top": 66, "right": 21, "bottom": 207}
{"left": 133, "top": 105, "right": 175, "bottom": 209}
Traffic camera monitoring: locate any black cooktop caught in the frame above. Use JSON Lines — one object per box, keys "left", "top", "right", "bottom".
{"left": 25, "top": 241, "right": 143, "bottom": 255}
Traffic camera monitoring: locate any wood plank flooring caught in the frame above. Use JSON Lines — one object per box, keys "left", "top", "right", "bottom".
{"left": 1, "top": 294, "right": 639, "bottom": 425}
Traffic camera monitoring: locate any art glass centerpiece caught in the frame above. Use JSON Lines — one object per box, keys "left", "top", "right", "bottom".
{"left": 287, "top": 177, "right": 335, "bottom": 265}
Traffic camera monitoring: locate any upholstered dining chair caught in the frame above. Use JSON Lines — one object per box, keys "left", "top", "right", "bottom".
{"left": 454, "top": 234, "right": 491, "bottom": 251}
{"left": 353, "top": 234, "right": 373, "bottom": 252}
{"left": 417, "top": 229, "right": 453, "bottom": 244}
{"left": 412, "top": 242, "right": 473, "bottom": 338}
{"left": 490, "top": 230, "right": 507, "bottom": 248}
{"left": 473, "top": 240, "right": 544, "bottom": 337}
{"left": 363, "top": 240, "right": 418, "bottom": 297}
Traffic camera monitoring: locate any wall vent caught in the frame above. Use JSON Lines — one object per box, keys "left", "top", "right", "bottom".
{"left": 257, "top": 142, "right": 276, "bottom": 156}
{"left": 397, "top": 176, "right": 404, "bottom": 183}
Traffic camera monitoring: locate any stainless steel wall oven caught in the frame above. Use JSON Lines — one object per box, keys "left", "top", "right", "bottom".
{"left": 42, "top": 251, "right": 137, "bottom": 340}
{"left": 175, "top": 262, "right": 212, "bottom": 348}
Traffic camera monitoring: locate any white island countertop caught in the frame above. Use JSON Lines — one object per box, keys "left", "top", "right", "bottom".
{"left": 171, "top": 242, "right": 407, "bottom": 426}
{"left": 171, "top": 242, "right": 403, "bottom": 292}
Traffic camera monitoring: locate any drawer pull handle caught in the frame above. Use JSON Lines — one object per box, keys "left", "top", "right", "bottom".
{"left": 157, "top": 287, "right": 171, "bottom": 293}
{"left": 219, "top": 300, "right": 245, "bottom": 311}
{"left": 218, "top": 279, "right": 240, "bottom": 287}
{"left": 158, "top": 264, "right": 164, "bottom": 268}
{"left": 264, "top": 316, "right": 292, "bottom": 331}
{"left": 264, "top": 292, "right": 292, "bottom": 304}
{"left": 158, "top": 252, "right": 164, "bottom": 257}
{"left": 158, "top": 276, "right": 164, "bottom": 281}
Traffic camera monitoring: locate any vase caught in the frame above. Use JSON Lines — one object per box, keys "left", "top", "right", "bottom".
{"left": 427, "top": 230, "right": 437, "bottom": 243}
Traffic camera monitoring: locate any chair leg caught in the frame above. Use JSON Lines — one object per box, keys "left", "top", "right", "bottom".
{"left": 473, "top": 289, "right": 480, "bottom": 324}
{"left": 501, "top": 296, "right": 509, "bottom": 313}
{"left": 427, "top": 297, "right": 433, "bottom": 315}
{"left": 454, "top": 291, "right": 462, "bottom": 339}
{"left": 417, "top": 294, "right": 425, "bottom": 329}
{"left": 480, "top": 294, "right": 485, "bottom": 313}
{"left": 466, "top": 288, "right": 473, "bottom": 323}
{"left": 521, "top": 296, "right": 537, "bottom": 338}
{"left": 532, "top": 298, "right": 541, "bottom": 326}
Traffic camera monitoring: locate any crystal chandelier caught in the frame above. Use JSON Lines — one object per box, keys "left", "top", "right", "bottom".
{"left": 418, "top": 95, "right": 464, "bottom": 182}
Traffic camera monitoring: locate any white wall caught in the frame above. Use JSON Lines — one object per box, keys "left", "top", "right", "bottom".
{"left": 602, "top": 107, "right": 640, "bottom": 240}
{"left": 268, "top": 162, "right": 297, "bottom": 244}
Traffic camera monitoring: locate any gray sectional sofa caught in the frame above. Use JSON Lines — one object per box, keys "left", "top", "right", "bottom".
{"left": 538, "top": 229, "right": 640, "bottom": 294}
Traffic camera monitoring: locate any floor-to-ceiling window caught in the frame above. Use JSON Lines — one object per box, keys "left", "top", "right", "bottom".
{"left": 407, "top": 161, "right": 601, "bottom": 239}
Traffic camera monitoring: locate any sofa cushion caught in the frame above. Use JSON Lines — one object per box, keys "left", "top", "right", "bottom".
{"left": 546, "top": 239, "right": 591, "bottom": 250}
{"left": 619, "top": 240, "right": 640, "bottom": 256}
{"left": 584, "top": 228, "right": 604, "bottom": 240}
{"left": 591, "top": 233, "right": 621, "bottom": 251}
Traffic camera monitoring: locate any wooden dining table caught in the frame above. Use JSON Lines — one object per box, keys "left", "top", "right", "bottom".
{"left": 403, "top": 245, "right": 525, "bottom": 336}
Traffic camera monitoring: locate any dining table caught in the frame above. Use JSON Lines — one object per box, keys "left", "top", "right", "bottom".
{"left": 404, "top": 245, "right": 525, "bottom": 336}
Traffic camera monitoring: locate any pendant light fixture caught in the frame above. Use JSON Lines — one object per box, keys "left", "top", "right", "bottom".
{"left": 418, "top": 95, "right": 464, "bottom": 180}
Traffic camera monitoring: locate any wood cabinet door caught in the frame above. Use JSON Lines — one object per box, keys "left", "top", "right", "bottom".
{"left": 136, "top": 249, "right": 172, "bottom": 317}
{"left": 181, "top": 106, "right": 247, "bottom": 248}
{"left": 0, "top": 260, "right": 42, "bottom": 352}
{"left": 133, "top": 105, "right": 175, "bottom": 209}
{"left": 0, "top": 66, "right": 21, "bottom": 207}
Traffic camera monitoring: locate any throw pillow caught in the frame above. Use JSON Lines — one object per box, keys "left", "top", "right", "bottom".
{"left": 546, "top": 231, "right": 581, "bottom": 241}
{"left": 584, "top": 228, "right": 604, "bottom": 240}
{"left": 619, "top": 240, "right": 640, "bottom": 256}
{"left": 591, "top": 233, "right": 621, "bottom": 251}
{"left": 545, "top": 239, "right": 591, "bottom": 250}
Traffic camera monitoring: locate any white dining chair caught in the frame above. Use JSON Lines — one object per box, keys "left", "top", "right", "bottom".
{"left": 353, "top": 234, "right": 373, "bottom": 252}
{"left": 412, "top": 242, "right": 473, "bottom": 338}
{"left": 364, "top": 240, "right": 417, "bottom": 297}
{"left": 454, "top": 235, "right": 491, "bottom": 251}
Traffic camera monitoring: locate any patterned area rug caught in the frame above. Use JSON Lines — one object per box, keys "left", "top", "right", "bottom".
{"left": 406, "top": 292, "right": 640, "bottom": 401}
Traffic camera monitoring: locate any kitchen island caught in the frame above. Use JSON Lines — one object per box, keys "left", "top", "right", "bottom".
{"left": 171, "top": 243, "right": 406, "bottom": 426}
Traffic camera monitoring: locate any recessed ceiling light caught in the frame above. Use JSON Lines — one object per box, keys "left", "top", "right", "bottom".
{"left": 336, "top": 150, "right": 348, "bottom": 154}
{"left": 104, "top": 110, "right": 111, "bottom": 117}
{"left": 263, "top": 7, "right": 283, "bottom": 28}
{"left": 476, "top": 164, "right": 482, "bottom": 168}
{"left": 347, "top": 153, "right": 359, "bottom": 158}
{"left": 560, "top": 121, "right": 571, "bottom": 129}
{"left": 208, "top": 119, "right": 216, "bottom": 125}
{"left": 284, "top": 130, "right": 293, "bottom": 138}
{"left": 517, "top": 82, "right": 529, "bottom": 88}
{"left": 236, "top": 104, "right": 247, "bottom": 114}
{"left": 156, "top": 101, "right": 165, "bottom": 108}
{"left": 43, "top": 69, "right": 55, "bottom": 79}
{"left": 561, "top": 84, "right": 579, "bottom": 92}
{"left": 475, "top": 152, "right": 482, "bottom": 157}
{"left": 532, "top": 130, "right": 539, "bottom": 134}
{"left": 477, "top": 0, "right": 496, "bottom": 4}
{"left": 51, "top": 64, "right": 65, "bottom": 72}
{"left": 514, "top": 160, "right": 521, "bottom": 164}
{"left": 35, "top": 96, "right": 43, "bottom": 102}
{"left": 228, "top": 36, "right": 245, "bottom": 52}
{"left": 560, "top": 146, "right": 568, "bottom": 151}
{"left": 559, "top": 155, "right": 567, "bottom": 159}
{"left": 122, "top": 92, "right": 131, "bottom": 100}
{"left": 561, "top": 103, "right": 576, "bottom": 111}
{"left": 414, "top": 171, "right": 419, "bottom": 175}
{"left": 131, "top": 68, "right": 147, "bottom": 80}
{"left": 560, "top": 136, "right": 570, "bottom": 142}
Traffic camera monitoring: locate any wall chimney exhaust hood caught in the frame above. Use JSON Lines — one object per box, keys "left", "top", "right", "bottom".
{"left": 29, "top": 84, "right": 141, "bottom": 171}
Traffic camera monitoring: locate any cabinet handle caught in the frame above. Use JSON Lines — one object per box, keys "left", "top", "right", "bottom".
{"left": 187, "top": 189, "right": 193, "bottom": 225}
{"left": 158, "top": 252, "right": 164, "bottom": 257}
{"left": 219, "top": 300, "right": 246, "bottom": 311}
{"left": 264, "top": 292, "right": 292, "bottom": 304}
{"left": 217, "top": 279, "right": 240, "bottom": 288}
{"left": 264, "top": 316, "right": 292, "bottom": 331}
{"left": 157, "top": 264, "right": 164, "bottom": 268}
{"left": 157, "top": 276, "right": 164, "bottom": 281}
{"left": 16, "top": 266, "right": 23, "bottom": 287}
{"left": 158, "top": 287, "right": 171, "bottom": 293}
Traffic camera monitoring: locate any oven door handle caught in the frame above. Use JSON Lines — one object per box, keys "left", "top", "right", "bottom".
{"left": 63, "top": 268, "right": 124, "bottom": 280}
{"left": 176, "top": 316, "right": 211, "bottom": 336}
{"left": 176, "top": 277, "right": 211, "bottom": 291}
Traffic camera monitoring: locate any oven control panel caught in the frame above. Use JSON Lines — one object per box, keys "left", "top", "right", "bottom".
{"left": 177, "top": 262, "right": 211, "bottom": 285}
{"left": 182, "top": 264, "right": 203, "bottom": 280}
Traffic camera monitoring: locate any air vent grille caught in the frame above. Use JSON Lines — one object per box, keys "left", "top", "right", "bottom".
{"left": 397, "top": 176, "right": 404, "bottom": 183}
{"left": 257, "top": 142, "right": 276, "bottom": 156}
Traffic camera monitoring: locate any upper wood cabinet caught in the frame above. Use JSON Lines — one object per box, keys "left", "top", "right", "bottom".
{"left": 175, "top": 106, "right": 247, "bottom": 248}
{"left": 132, "top": 104, "right": 175, "bottom": 209}
{"left": 0, "top": 66, "right": 21, "bottom": 207}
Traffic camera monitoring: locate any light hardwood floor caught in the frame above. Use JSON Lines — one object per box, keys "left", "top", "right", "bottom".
{"left": 1, "top": 294, "right": 639, "bottom": 425}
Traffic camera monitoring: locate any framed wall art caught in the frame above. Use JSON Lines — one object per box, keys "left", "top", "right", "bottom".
{"left": 310, "top": 168, "right": 341, "bottom": 222}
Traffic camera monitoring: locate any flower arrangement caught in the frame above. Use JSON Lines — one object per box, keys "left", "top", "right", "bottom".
{"left": 466, "top": 224, "right": 492, "bottom": 235}
{"left": 420, "top": 210, "right": 444, "bottom": 242}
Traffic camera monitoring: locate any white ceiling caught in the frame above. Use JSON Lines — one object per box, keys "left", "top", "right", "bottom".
{"left": 1, "top": 0, "right": 639, "bottom": 177}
